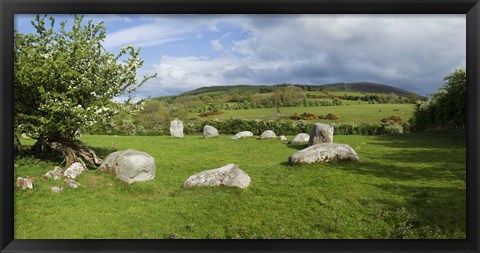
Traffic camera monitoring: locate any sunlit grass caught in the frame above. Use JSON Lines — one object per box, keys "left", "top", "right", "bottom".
{"left": 15, "top": 131, "right": 465, "bottom": 239}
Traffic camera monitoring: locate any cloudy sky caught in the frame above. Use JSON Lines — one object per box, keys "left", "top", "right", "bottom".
{"left": 15, "top": 14, "right": 466, "bottom": 99}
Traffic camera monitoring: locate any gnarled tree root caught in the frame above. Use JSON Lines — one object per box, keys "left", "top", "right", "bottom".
{"left": 33, "top": 138, "right": 102, "bottom": 169}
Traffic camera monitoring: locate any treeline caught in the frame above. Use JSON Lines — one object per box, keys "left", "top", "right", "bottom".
{"left": 152, "top": 87, "right": 419, "bottom": 113}
{"left": 178, "top": 83, "right": 324, "bottom": 96}
{"left": 410, "top": 68, "right": 466, "bottom": 130}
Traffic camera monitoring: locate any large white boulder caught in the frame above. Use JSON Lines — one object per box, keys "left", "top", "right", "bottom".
{"left": 183, "top": 164, "right": 250, "bottom": 189}
{"left": 170, "top": 119, "right": 184, "bottom": 138}
{"left": 260, "top": 130, "right": 276, "bottom": 139}
{"left": 308, "top": 123, "right": 334, "bottom": 146}
{"left": 289, "top": 143, "right": 359, "bottom": 165}
{"left": 203, "top": 125, "right": 219, "bottom": 139}
{"left": 231, "top": 131, "right": 254, "bottom": 140}
{"left": 99, "top": 149, "right": 156, "bottom": 184}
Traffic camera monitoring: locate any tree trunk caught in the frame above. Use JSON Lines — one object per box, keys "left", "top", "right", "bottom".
{"left": 275, "top": 103, "right": 281, "bottom": 118}
{"left": 33, "top": 138, "right": 102, "bottom": 169}
{"left": 14, "top": 134, "right": 21, "bottom": 154}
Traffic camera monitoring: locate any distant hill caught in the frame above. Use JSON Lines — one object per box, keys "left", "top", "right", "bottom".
{"left": 320, "top": 82, "right": 415, "bottom": 97}
{"left": 179, "top": 85, "right": 275, "bottom": 96}
{"left": 177, "top": 82, "right": 421, "bottom": 98}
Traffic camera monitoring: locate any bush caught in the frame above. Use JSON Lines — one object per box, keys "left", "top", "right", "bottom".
{"left": 289, "top": 112, "right": 323, "bottom": 120}
{"left": 92, "top": 118, "right": 407, "bottom": 136}
{"left": 290, "top": 112, "right": 340, "bottom": 121}
{"left": 383, "top": 123, "right": 404, "bottom": 134}
{"left": 381, "top": 115, "right": 403, "bottom": 124}
{"left": 411, "top": 68, "right": 466, "bottom": 130}
{"left": 181, "top": 119, "right": 401, "bottom": 136}
{"left": 325, "top": 113, "right": 341, "bottom": 120}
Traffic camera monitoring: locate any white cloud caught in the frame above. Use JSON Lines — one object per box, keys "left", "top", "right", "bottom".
{"left": 104, "top": 24, "right": 189, "bottom": 50}
{"left": 114, "top": 14, "right": 465, "bottom": 97}
{"left": 85, "top": 14, "right": 134, "bottom": 23}
{"left": 211, "top": 40, "right": 224, "bottom": 52}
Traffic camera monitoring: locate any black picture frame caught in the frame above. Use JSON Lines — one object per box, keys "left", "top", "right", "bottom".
{"left": 1, "top": 0, "right": 479, "bottom": 252}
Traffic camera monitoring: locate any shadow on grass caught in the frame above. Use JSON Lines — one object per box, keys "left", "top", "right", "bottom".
{"left": 279, "top": 161, "right": 291, "bottom": 167}
{"left": 372, "top": 183, "right": 466, "bottom": 239}
{"left": 90, "top": 146, "right": 118, "bottom": 159}
{"left": 332, "top": 131, "right": 466, "bottom": 181}
{"left": 366, "top": 131, "right": 466, "bottom": 150}
{"left": 16, "top": 145, "right": 64, "bottom": 165}
{"left": 332, "top": 159, "right": 464, "bottom": 182}
{"left": 331, "top": 131, "right": 466, "bottom": 238}
{"left": 284, "top": 143, "right": 308, "bottom": 150}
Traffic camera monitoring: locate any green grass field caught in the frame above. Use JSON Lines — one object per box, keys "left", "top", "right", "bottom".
{"left": 192, "top": 104, "right": 414, "bottom": 124}
{"left": 15, "top": 131, "right": 466, "bottom": 239}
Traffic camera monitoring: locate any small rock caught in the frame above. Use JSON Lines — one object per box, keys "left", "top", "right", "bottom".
{"left": 16, "top": 177, "right": 34, "bottom": 190}
{"left": 183, "top": 164, "right": 250, "bottom": 189}
{"left": 279, "top": 135, "right": 287, "bottom": 141}
{"left": 44, "top": 166, "right": 63, "bottom": 180}
{"left": 63, "top": 162, "right": 85, "bottom": 179}
{"left": 289, "top": 133, "right": 310, "bottom": 144}
{"left": 51, "top": 186, "right": 63, "bottom": 193}
{"left": 203, "top": 125, "right": 219, "bottom": 139}
{"left": 231, "top": 131, "right": 254, "bottom": 140}
{"left": 64, "top": 179, "right": 80, "bottom": 188}
{"left": 260, "top": 130, "right": 276, "bottom": 139}
{"left": 308, "top": 123, "right": 334, "bottom": 146}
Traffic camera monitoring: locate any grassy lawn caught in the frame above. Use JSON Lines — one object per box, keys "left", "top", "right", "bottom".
{"left": 191, "top": 103, "right": 414, "bottom": 124}
{"left": 14, "top": 131, "right": 465, "bottom": 239}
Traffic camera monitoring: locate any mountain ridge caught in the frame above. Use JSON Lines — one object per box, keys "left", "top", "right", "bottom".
{"left": 176, "top": 82, "right": 422, "bottom": 98}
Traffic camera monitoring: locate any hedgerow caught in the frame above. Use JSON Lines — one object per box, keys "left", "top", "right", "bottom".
{"left": 105, "top": 119, "right": 406, "bottom": 136}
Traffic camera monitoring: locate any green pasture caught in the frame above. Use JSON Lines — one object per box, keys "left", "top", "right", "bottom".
{"left": 305, "top": 90, "right": 367, "bottom": 96}
{"left": 192, "top": 104, "right": 414, "bottom": 124}
{"left": 15, "top": 131, "right": 465, "bottom": 239}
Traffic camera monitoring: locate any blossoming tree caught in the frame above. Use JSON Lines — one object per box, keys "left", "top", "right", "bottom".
{"left": 14, "top": 14, "right": 156, "bottom": 167}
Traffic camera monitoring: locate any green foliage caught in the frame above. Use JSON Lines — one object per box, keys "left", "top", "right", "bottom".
{"left": 90, "top": 118, "right": 411, "bottom": 136}
{"left": 180, "top": 118, "right": 407, "bottom": 136}
{"left": 325, "top": 113, "right": 341, "bottom": 120}
{"left": 289, "top": 112, "right": 323, "bottom": 120}
{"left": 162, "top": 84, "right": 419, "bottom": 114}
{"left": 381, "top": 115, "right": 403, "bottom": 124}
{"left": 383, "top": 123, "right": 404, "bottom": 134}
{"left": 199, "top": 109, "right": 224, "bottom": 117}
{"left": 411, "top": 68, "right": 466, "bottom": 130}
{"left": 14, "top": 14, "right": 156, "bottom": 140}
{"left": 133, "top": 100, "right": 175, "bottom": 131}
{"left": 289, "top": 112, "right": 343, "bottom": 121}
